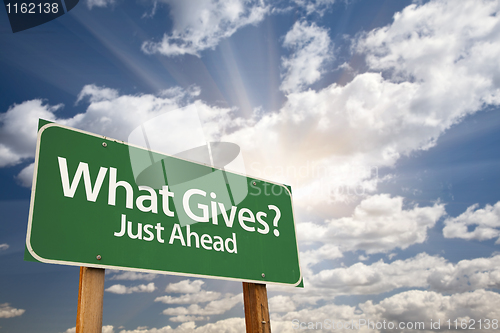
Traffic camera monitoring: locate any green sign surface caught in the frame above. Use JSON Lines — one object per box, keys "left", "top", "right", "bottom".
{"left": 26, "top": 122, "right": 302, "bottom": 286}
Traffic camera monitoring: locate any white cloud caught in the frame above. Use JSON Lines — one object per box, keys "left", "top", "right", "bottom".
{"left": 108, "top": 271, "right": 158, "bottom": 281}
{"left": 103, "top": 326, "right": 115, "bottom": 333}
{"left": 0, "top": 244, "right": 9, "bottom": 251}
{"left": 162, "top": 293, "right": 242, "bottom": 317}
{"left": 297, "top": 194, "right": 445, "bottom": 254}
{"left": 358, "top": 254, "right": 369, "bottom": 261}
{"left": 443, "top": 201, "right": 500, "bottom": 243}
{"left": 269, "top": 295, "right": 296, "bottom": 313}
{"left": 15, "top": 162, "right": 34, "bottom": 188}
{"left": 308, "top": 253, "right": 445, "bottom": 295}
{"left": 141, "top": 0, "right": 268, "bottom": 57}
{"left": 0, "top": 88, "right": 159, "bottom": 168}
{"left": 85, "top": 0, "right": 115, "bottom": 10}
{"left": 155, "top": 291, "right": 221, "bottom": 304}
{"left": 357, "top": 0, "right": 500, "bottom": 107}
{"left": 427, "top": 255, "right": 500, "bottom": 293}
{"left": 105, "top": 282, "right": 156, "bottom": 294}
{"left": 165, "top": 279, "right": 205, "bottom": 294}
{"left": 63, "top": 85, "right": 200, "bottom": 142}
{"left": 272, "top": 289, "right": 500, "bottom": 333}
{"left": 299, "top": 243, "right": 343, "bottom": 277}
{"left": 0, "top": 100, "right": 60, "bottom": 167}
{"left": 0, "top": 85, "right": 233, "bottom": 186}
{"left": 360, "top": 289, "right": 500, "bottom": 332}
{"left": 280, "top": 21, "right": 332, "bottom": 93}
{"left": 118, "top": 318, "right": 245, "bottom": 333}
{"left": 189, "top": 318, "right": 245, "bottom": 333}
{"left": 354, "top": 0, "right": 500, "bottom": 130}
{"left": 271, "top": 302, "right": 368, "bottom": 333}
{"left": 306, "top": 253, "right": 500, "bottom": 297}
{"left": 116, "top": 323, "right": 192, "bottom": 333}
{"left": 157, "top": 280, "right": 232, "bottom": 319}
{"left": 169, "top": 315, "right": 208, "bottom": 323}
{"left": 0, "top": 303, "right": 25, "bottom": 318}
{"left": 76, "top": 84, "right": 119, "bottom": 103}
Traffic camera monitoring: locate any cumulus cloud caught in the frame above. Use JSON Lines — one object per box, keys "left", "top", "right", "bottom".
{"left": 156, "top": 280, "right": 240, "bottom": 322}
{"left": 271, "top": 302, "right": 368, "bottom": 333}
{"left": 299, "top": 243, "right": 343, "bottom": 277}
{"left": 306, "top": 253, "right": 500, "bottom": 297}
{"left": 361, "top": 289, "right": 500, "bottom": 332}
{"left": 0, "top": 100, "right": 60, "bottom": 167}
{"left": 169, "top": 315, "right": 209, "bottom": 323}
{"left": 443, "top": 201, "right": 500, "bottom": 243}
{"left": 0, "top": 86, "right": 165, "bottom": 168}
{"left": 357, "top": 0, "right": 500, "bottom": 104}
{"left": 308, "top": 253, "right": 445, "bottom": 295}
{"left": 162, "top": 293, "right": 243, "bottom": 320}
{"left": 272, "top": 253, "right": 500, "bottom": 304}
{"left": 118, "top": 318, "right": 245, "bottom": 333}
{"left": 427, "top": 255, "right": 500, "bottom": 293}
{"left": 108, "top": 271, "right": 158, "bottom": 281}
{"left": 273, "top": 289, "right": 500, "bottom": 333}
{"left": 269, "top": 295, "right": 296, "bottom": 313}
{"left": 0, "top": 244, "right": 9, "bottom": 251}
{"left": 354, "top": 0, "right": 500, "bottom": 131}
{"left": 105, "top": 282, "right": 156, "bottom": 294}
{"left": 15, "top": 162, "right": 34, "bottom": 187}
{"left": 76, "top": 84, "right": 119, "bottom": 103}
{"left": 141, "top": 0, "right": 268, "bottom": 57}
{"left": 63, "top": 84, "right": 212, "bottom": 142}
{"left": 155, "top": 291, "right": 221, "bottom": 304}
{"left": 103, "top": 327, "right": 116, "bottom": 333}
{"left": 165, "top": 279, "right": 205, "bottom": 294}
{"left": 0, "top": 303, "right": 25, "bottom": 318}
{"left": 297, "top": 194, "right": 445, "bottom": 254}
{"left": 0, "top": 84, "right": 233, "bottom": 186}
{"left": 280, "top": 21, "right": 332, "bottom": 93}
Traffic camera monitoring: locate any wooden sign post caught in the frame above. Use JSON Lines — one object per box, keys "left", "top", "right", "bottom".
{"left": 243, "top": 282, "right": 271, "bottom": 333}
{"left": 76, "top": 267, "right": 105, "bottom": 333}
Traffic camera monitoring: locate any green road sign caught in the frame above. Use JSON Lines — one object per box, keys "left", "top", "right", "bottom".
{"left": 26, "top": 121, "right": 302, "bottom": 286}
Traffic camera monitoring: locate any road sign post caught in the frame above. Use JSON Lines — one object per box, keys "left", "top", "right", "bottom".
{"left": 243, "top": 282, "right": 271, "bottom": 333}
{"left": 76, "top": 267, "right": 105, "bottom": 333}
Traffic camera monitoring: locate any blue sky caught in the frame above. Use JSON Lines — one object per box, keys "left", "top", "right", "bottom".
{"left": 1, "top": 0, "right": 500, "bottom": 332}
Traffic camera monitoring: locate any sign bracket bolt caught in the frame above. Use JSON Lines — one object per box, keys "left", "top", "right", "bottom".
{"left": 261, "top": 273, "right": 265, "bottom": 278}
{"left": 96, "top": 255, "right": 102, "bottom": 260}
{"left": 102, "top": 142, "right": 107, "bottom": 147}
